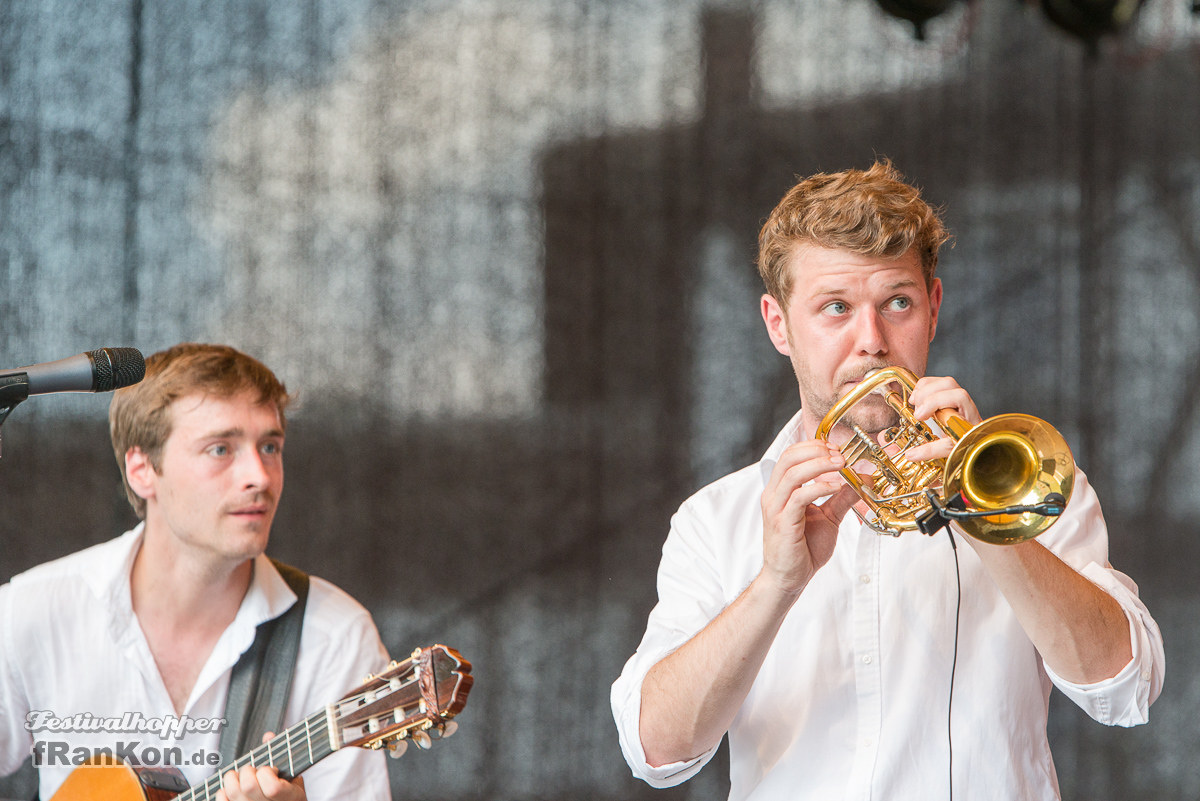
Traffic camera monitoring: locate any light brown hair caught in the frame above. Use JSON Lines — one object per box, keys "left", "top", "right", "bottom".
{"left": 757, "top": 159, "right": 950, "bottom": 308}
{"left": 109, "top": 343, "right": 291, "bottom": 518}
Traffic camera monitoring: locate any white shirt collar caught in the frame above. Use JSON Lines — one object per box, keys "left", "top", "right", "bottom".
{"left": 82, "top": 523, "right": 299, "bottom": 645}
{"left": 758, "top": 408, "right": 808, "bottom": 487}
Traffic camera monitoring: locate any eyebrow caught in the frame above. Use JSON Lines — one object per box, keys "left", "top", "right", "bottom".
{"left": 199, "top": 427, "right": 285, "bottom": 441}
{"left": 810, "top": 278, "right": 921, "bottom": 298}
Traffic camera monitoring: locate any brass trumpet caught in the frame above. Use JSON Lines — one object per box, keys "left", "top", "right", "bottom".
{"left": 814, "top": 367, "right": 1074, "bottom": 545}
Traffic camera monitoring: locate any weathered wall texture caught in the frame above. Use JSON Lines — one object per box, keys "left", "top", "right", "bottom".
{"left": 2, "top": 1, "right": 1199, "bottom": 798}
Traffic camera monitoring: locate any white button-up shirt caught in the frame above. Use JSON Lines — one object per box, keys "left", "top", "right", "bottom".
{"left": 0, "top": 527, "right": 393, "bottom": 800}
{"left": 612, "top": 410, "right": 1164, "bottom": 801}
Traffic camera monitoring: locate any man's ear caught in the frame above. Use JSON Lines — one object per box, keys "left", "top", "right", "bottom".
{"left": 124, "top": 447, "right": 157, "bottom": 502}
{"left": 927, "top": 277, "right": 943, "bottom": 342}
{"left": 761, "top": 294, "right": 791, "bottom": 356}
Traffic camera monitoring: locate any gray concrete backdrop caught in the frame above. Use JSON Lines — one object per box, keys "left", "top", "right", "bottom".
{"left": 2, "top": 1, "right": 1199, "bottom": 798}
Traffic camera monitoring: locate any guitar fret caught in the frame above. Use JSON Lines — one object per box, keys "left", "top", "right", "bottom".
{"left": 265, "top": 736, "right": 282, "bottom": 770}
{"left": 285, "top": 724, "right": 295, "bottom": 777}
{"left": 306, "top": 713, "right": 316, "bottom": 768}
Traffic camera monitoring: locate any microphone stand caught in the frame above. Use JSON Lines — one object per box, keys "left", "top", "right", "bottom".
{"left": 0, "top": 374, "right": 31, "bottom": 461}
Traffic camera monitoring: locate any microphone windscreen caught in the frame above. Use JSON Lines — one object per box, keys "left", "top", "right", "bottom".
{"left": 90, "top": 348, "right": 146, "bottom": 392}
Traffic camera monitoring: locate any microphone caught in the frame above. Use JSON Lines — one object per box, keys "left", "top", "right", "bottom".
{"left": 917, "top": 490, "right": 1068, "bottom": 536}
{"left": 0, "top": 348, "right": 146, "bottom": 396}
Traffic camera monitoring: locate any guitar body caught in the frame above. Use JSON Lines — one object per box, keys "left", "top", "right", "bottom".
{"left": 48, "top": 756, "right": 189, "bottom": 801}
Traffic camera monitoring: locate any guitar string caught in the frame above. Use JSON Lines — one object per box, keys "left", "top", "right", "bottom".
{"left": 182, "top": 709, "right": 330, "bottom": 801}
{"left": 178, "top": 660, "right": 437, "bottom": 799}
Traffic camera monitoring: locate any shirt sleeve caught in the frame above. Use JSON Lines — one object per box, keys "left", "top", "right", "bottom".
{"left": 289, "top": 581, "right": 394, "bottom": 801}
{"left": 0, "top": 582, "right": 35, "bottom": 778}
{"left": 610, "top": 501, "right": 728, "bottom": 788}
{"left": 1034, "top": 469, "right": 1165, "bottom": 726}
{"left": 1043, "top": 562, "right": 1164, "bottom": 726}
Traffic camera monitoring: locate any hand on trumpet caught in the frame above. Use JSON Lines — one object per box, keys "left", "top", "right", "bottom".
{"left": 759, "top": 440, "right": 861, "bottom": 596}
{"left": 897, "top": 375, "right": 982, "bottom": 463}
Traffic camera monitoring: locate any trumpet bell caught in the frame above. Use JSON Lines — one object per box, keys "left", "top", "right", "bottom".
{"left": 945, "top": 413, "right": 1075, "bottom": 545}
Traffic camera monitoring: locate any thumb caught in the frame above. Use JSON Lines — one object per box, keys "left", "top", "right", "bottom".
{"left": 821, "top": 484, "right": 860, "bottom": 524}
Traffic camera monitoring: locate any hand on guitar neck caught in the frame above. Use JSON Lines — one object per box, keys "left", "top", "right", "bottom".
{"left": 215, "top": 732, "right": 306, "bottom": 801}
{"left": 46, "top": 645, "right": 473, "bottom": 801}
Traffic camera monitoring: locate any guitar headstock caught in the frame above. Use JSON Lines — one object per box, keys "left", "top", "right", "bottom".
{"left": 331, "top": 644, "right": 473, "bottom": 757}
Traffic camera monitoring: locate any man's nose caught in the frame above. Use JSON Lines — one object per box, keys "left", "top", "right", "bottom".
{"left": 236, "top": 448, "right": 271, "bottom": 489}
{"left": 854, "top": 309, "right": 888, "bottom": 356}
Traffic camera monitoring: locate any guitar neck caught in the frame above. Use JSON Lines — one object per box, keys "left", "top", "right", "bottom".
{"left": 177, "top": 708, "right": 335, "bottom": 801}
{"left": 172, "top": 644, "right": 472, "bottom": 800}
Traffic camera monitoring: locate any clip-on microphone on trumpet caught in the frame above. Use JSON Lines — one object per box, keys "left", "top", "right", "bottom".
{"left": 916, "top": 490, "right": 1068, "bottom": 536}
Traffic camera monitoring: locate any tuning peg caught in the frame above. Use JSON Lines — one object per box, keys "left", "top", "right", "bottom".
{"left": 388, "top": 740, "right": 409, "bottom": 759}
{"left": 441, "top": 721, "right": 458, "bottom": 739}
{"left": 412, "top": 730, "right": 433, "bottom": 750}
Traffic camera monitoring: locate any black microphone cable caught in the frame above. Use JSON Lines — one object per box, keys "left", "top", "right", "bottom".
{"left": 929, "top": 488, "right": 1063, "bottom": 801}
{"left": 946, "top": 526, "right": 961, "bottom": 801}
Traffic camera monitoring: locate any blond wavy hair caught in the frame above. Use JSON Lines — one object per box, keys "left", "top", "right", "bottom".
{"left": 757, "top": 159, "right": 950, "bottom": 307}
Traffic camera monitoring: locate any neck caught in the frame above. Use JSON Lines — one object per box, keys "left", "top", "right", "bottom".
{"left": 800, "top": 409, "right": 847, "bottom": 446}
{"left": 129, "top": 524, "right": 257, "bottom": 714}
{"left": 130, "top": 525, "right": 254, "bottom": 629}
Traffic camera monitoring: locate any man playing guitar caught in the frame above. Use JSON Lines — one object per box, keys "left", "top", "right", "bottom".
{"left": 0, "top": 343, "right": 393, "bottom": 801}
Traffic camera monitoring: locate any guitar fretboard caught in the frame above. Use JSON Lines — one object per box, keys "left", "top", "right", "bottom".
{"left": 178, "top": 709, "right": 335, "bottom": 801}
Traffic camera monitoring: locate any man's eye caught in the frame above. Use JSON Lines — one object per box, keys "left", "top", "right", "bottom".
{"left": 261, "top": 442, "right": 282, "bottom": 456}
{"left": 824, "top": 301, "right": 848, "bottom": 316}
{"left": 888, "top": 296, "right": 911, "bottom": 311}
{"left": 209, "top": 444, "right": 229, "bottom": 457}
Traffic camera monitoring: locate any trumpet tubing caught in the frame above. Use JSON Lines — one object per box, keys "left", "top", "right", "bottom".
{"left": 814, "top": 367, "right": 1074, "bottom": 545}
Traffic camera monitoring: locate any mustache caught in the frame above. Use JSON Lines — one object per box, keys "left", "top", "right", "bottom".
{"left": 221, "top": 492, "right": 276, "bottom": 514}
{"left": 835, "top": 362, "right": 893, "bottom": 390}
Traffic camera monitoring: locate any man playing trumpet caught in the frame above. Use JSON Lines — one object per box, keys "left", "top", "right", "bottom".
{"left": 611, "top": 160, "right": 1164, "bottom": 800}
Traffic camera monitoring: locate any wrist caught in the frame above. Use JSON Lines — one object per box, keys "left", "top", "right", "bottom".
{"left": 752, "top": 566, "right": 809, "bottom": 610}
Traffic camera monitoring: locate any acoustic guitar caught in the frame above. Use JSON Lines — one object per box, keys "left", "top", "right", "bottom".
{"left": 48, "top": 644, "right": 472, "bottom": 801}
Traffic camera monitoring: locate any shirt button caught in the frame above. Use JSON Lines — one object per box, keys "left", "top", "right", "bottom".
{"left": 862, "top": 655, "right": 873, "bottom": 664}
{"left": 859, "top": 574, "right": 871, "bottom": 584}
{"left": 1141, "top": 670, "right": 1152, "bottom": 681}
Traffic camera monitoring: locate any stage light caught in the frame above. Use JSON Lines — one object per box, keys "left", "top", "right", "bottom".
{"left": 1039, "top": 0, "right": 1147, "bottom": 43}
{"left": 874, "top": 0, "right": 959, "bottom": 39}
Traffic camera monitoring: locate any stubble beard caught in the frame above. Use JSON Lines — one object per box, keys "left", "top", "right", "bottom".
{"left": 814, "top": 395, "right": 900, "bottom": 439}
{"left": 843, "top": 400, "right": 900, "bottom": 437}
{"left": 219, "top": 492, "right": 277, "bottom": 553}
{"left": 800, "top": 363, "right": 901, "bottom": 439}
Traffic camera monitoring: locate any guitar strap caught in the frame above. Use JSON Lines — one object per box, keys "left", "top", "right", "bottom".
{"left": 217, "top": 558, "right": 310, "bottom": 767}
